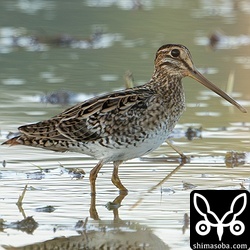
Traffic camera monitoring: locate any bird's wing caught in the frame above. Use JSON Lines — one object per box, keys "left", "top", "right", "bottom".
{"left": 18, "top": 87, "right": 154, "bottom": 142}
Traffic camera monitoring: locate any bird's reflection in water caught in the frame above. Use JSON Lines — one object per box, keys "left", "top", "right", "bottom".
{"left": 3, "top": 190, "right": 169, "bottom": 250}
{"left": 89, "top": 191, "right": 127, "bottom": 221}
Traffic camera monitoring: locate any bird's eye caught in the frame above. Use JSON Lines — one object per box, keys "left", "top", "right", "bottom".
{"left": 171, "top": 49, "right": 180, "bottom": 57}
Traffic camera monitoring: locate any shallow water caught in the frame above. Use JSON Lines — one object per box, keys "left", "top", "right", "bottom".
{"left": 0, "top": 1, "right": 250, "bottom": 249}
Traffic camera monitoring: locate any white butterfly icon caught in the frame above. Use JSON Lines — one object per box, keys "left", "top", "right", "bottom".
{"left": 193, "top": 192, "right": 247, "bottom": 241}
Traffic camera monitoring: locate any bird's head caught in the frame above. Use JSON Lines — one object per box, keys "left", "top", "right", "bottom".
{"left": 154, "top": 44, "right": 247, "bottom": 113}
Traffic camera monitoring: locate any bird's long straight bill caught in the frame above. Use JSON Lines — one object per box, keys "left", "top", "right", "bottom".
{"left": 189, "top": 69, "right": 247, "bottom": 113}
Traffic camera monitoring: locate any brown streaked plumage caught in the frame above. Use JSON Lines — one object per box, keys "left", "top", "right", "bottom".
{"left": 2, "top": 44, "right": 247, "bottom": 194}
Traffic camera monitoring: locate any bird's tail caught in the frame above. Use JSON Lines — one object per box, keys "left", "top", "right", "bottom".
{"left": 2, "top": 134, "right": 69, "bottom": 153}
{"left": 2, "top": 136, "right": 21, "bottom": 146}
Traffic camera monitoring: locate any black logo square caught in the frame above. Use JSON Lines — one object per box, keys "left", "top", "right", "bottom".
{"left": 190, "top": 190, "right": 250, "bottom": 250}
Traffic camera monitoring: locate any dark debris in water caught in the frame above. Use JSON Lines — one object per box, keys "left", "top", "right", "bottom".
{"left": 0, "top": 218, "right": 4, "bottom": 232}
{"left": 35, "top": 205, "right": 56, "bottom": 213}
{"left": 6, "top": 216, "right": 38, "bottom": 234}
{"left": 26, "top": 170, "right": 45, "bottom": 180}
{"left": 2, "top": 160, "right": 6, "bottom": 167}
{"left": 67, "top": 167, "right": 85, "bottom": 179}
{"left": 161, "top": 187, "right": 175, "bottom": 195}
{"left": 0, "top": 164, "right": 86, "bottom": 182}
{"left": 169, "top": 126, "right": 202, "bottom": 141}
{"left": 75, "top": 218, "right": 88, "bottom": 232}
{"left": 185, "top": 127, "right": 202, "bottom": 141}
{"left": 182, "top": 213, "right": 189, "bottom": 234}
{"left": 40, "top": 90, "right": 77, "bottom": 106}
{"left": 182, "top": 181, "right": 197, "bottom": 190}
{"left": 195, "top": 30, "right": 250, "bottom": 50}
{"left": 38, "top": 29, "right": 107, "bottom": 49}
{"left": 209, "top": 30, "right": 250, "bottom": 50}
{"left": 0, "top": 27, "right": 121, "bottom": 52}
{"left": 225, "top": 151, "right": 246, "bottom": 168}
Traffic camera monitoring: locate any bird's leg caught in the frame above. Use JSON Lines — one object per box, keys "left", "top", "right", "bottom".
{"left": 166, "top": 139, "right": 189, "bottom": 162}
{"left": 89, "top": 160, "right": 104, "bottom": 195}
{"left": 111, "top": 160, "right": 128, "bottom": 194}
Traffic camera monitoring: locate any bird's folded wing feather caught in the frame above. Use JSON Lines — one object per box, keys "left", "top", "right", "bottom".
{"left": 18, "top": 88, "right": 153, "bottom": 142}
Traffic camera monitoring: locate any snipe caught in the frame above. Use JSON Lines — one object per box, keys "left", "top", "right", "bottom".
{"left": 2, "top": 44, "right": 247, "bottom": 194}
